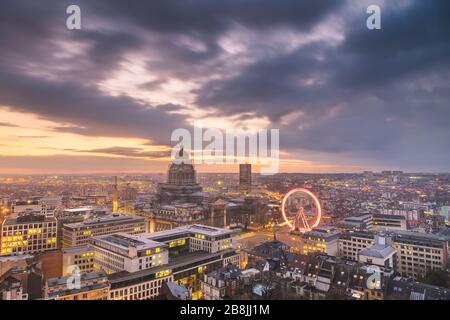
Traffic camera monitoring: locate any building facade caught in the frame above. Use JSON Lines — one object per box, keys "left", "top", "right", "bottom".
{"left": 301, "top": 227, "right": 340, "bottom": 256}
{"left": 157, "top": 148, "right": 203, "bottom": 205}
{"left": 239, "top": 164, "right": 252, "bottom": 194}
{"left": 44, "top": 270, "right": 109, "bottom": 300}
{"left": 95, "top": 225, "right": 239, "bottom": 300}
{"left": 61, "top": 214, "right": 146, "bottom": 247}
{"left": 337, "top": 214, "right": 373, "bottom": 232}
{"left": 62, "top": 246, "right": 95, "bottom": 276}
{"left": 201, "top": 264, "right": 242, "bottom": 300}
{"left": 90, "top": 233, "right": 169, "bottom": 274}
{"left": 392, "top": 231, "right": 449, "bottom": 279}
{"left": 1, "top": 214, "right": 57, "bottom": 256}
{"left": 10, "top": 200, "right": 47, "bottom": 218}
{"left": 338, "top": 231, "right": 375, "bottom": 261}
{"left": 372, "top": 214, "right": 407, "bottom": 231}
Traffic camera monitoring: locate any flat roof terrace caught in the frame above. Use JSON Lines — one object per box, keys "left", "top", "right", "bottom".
{"left": 92, "top": 233, "right": 164, "bottom": 251}
{"left": 63, "top": 214, "right": 144, "bottom": 229}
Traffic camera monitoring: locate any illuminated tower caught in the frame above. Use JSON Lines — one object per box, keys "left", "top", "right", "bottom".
{"left": 112, "top": 176, "right": 118, "bottom": 212}
{"left": 239, "top": 163, "right": 252, "bottom": 194}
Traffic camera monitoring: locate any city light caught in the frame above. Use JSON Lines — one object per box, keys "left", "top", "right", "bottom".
{"left": 0, "top": 0, "right": 448, "bottom": 307}
{"left": 281, "top": 188, "right": 322, "bottom": 232}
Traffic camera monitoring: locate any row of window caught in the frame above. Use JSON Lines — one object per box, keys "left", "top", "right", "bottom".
{"left": 110, "top": 277, "right": 172, "bottom": 300}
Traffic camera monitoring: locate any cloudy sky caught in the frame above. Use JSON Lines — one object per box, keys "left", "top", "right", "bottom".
{"left": 0, "top": 0, "right": 449, "bottom": 174}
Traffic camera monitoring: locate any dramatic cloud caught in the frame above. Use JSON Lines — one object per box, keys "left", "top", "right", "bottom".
{"left": 0, "top": 0, "right": 449, "bottom": 172}
{"left": 0, "top": 122, "right": 20, "bottom": 128}
{"left": 194, "top": 0, "right": 450, "bottom": 170}
{"left": 75, "top": 147, "right": 171, "bottom": 159}
{"left": 0, "top": 65, "right": 189, "bottom": 145}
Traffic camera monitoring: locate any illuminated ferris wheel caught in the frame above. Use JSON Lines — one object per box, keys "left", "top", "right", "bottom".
{"left": 281, "top": 188, "right": 322, "bottom": 233}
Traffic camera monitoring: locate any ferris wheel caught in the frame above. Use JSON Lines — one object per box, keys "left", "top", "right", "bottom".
{"left": 281, "top": 188, "right": 322, "bottom": 232}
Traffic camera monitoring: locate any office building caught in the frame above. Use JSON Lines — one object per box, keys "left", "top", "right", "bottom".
{"left": 90, "top": 233, "right": 169, "bottom": 274}
{"left": 372, "top": 214, "right": 407, "bottom": 231}
{"left": 44, "top": 270, "right": 109, "bottom": 300}
{"left": 300, "top": 227, "right": 340, "bottom": 256}
{"left": 103, "top": 225, "right": 239, "bottom": 300}
{"left": 338, "top": 231, "right": 375, "bottom": 261}
{"left": 92, "top": 224, "right": 237, "bottom": 274}
{"left": 337, "top": 214, "right": 373, "bottom": 232}
{"left": 239, "top": 164, "right": 252, "bottom": 194}
{"left": 391, "top": 231, "right": 449, "bottom": 279}
{"left": 1, "top": 214, "right": 57, "bottom": 256}
{"left": 61, "top": 214, "right": 146, "bottom": 248}
{"left": 10, "top": 200, "right": 47, "bottom": 218}
{"left": 62, "top": 246, "right": 95, "bottom": 276}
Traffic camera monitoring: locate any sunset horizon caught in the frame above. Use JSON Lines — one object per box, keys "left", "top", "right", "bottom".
{"left": 1, "top": 1, "right": 450, "bottom": 175}
{"left": 0, "top": 0, "right": 449, "bottom": 307}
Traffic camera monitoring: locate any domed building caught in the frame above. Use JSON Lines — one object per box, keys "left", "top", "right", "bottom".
{"left": 148, "top": 148, "right": 228, "bottom": 232}
{"left": 157, "top": 148, "right": 203, "bottom": 204}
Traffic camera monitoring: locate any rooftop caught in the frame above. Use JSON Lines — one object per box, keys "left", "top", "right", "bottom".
{"left": 46, "top": 270, "right": 107, "bottom": 288}
{"left": 165, "top": 282, "right": 190, "bottom": 300}
{"left": 63, "top": 213, "right": 144, "bottom": 229}
{"left": 392, "top": 230, "right": 447, "bottom": 242}
{"left": 205, "top": 264, "right": 241, "bottom": 281}
{"left": 3, "top": 214, "right": 55, "bottom": 225}
{"left": 61, "top": 245, "right": 91, "bottom": 254}
{"left": 373, "top": 213, "right": 406, "bottom": 220}
{"left": 339, "top": 230, "right": 375, "bottom": 240}
{"left": 93, "top": 233, "right": 164, "bottom": 251}
{"left": 359, "top": 244, "right": 396, "bottom": 259}
{"left": 13, "top": 200, "right": 41, "bottom": 206}
{"left": 147, "top": 224, "right": 234, "bottom": 240}
{"left": 62, "top": 206, "right": 95, "bottom": 213}
{"left": 388, "top": 276, "right": 450, "bottom": 300}
{"left": 108, "top": 249, "right": 237, "bottom": 286}
{"left": 302, "top": 226, "right": 340, "bottom": 240}
{"left": 0, "top": 254, "right": 33, "bottom": 263}
{"left": 345, "top": 214, "right": 372, "bottom": 222}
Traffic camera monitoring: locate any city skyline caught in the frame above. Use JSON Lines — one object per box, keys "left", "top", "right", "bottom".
{"left": 1, "top": 0, "right": 450, "bottom": 174}
{"left": 1, "top": 0, "right": 450, "bottom": 305}
{"left": 1, "top": 161, "right": 449, "bottom": 301}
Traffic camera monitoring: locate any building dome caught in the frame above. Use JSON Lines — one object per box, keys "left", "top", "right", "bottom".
{"left": 167, "top": 147, "right": 197, "bottom": 185}
{"left": 156, "top": 146, "right": 203, "bottom": 204}
{"left": 167, "top": 162, "right": 197, "bottom": 185}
